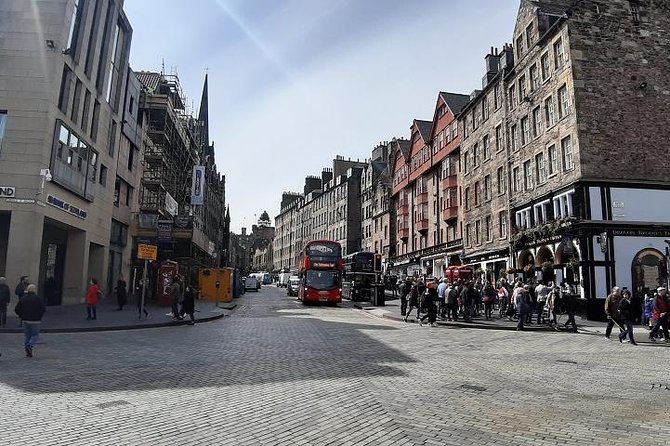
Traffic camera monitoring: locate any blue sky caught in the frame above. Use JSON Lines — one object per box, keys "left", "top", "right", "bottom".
{"left": 124, "top": 0, "right": 520, "bottom": 233}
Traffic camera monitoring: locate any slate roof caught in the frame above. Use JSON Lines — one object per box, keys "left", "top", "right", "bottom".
{"left": 532, "top": 0, "right": 574, "bottom": 16}
{"left": 439, "top": 92, "right": 471, "bottom": 116}
{"left": 396, "top": 139, "right": 411, "bottom": 161}
{"left": 371, "top": 159, "right": 387, "bottom": 177}
{"left": 414, "top": 120, "right": 433, "bottom": 143}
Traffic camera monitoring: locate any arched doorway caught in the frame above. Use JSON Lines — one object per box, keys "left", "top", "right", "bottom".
{"left": 517, "top": 250, "right": 534, "bottom": 269}
{"left": 535, "top": 246, "right": 555, "bottom": 283}
{"left": 632, "top": 248, "right": 667, "bottom": 298}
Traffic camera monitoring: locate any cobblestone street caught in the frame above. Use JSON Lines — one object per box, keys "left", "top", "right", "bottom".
{"left": 1, "top": 286, "right": 668, "bottom": 446}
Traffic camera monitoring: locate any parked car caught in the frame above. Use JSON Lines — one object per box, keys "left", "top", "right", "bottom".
{"left": 286, "top": 276, "right": 300, "bottom": 297}
{"left": 277, "top": 272, "right": 291, "bottom": 287}
{"left": 245, "top": 275, "right": 260, "bottom": 292}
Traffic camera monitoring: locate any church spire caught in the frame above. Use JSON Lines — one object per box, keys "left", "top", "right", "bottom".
{"left": 198, "top": 73, "right": 210, "bottom": 152}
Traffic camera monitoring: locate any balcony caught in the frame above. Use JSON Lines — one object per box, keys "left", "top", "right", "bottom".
{"left": 399, "top": 227, "right": 410, "bottom": 239}
{"left": 441, "top": 206, "right": 458, "bottom": 222}
{"left": 441, "top": 175, "right": 457, "bottom": 190}
{"left": 398, "top": 203, "right": 409, "bottom": 215}
{"left": 416, "top": 218, "right": 429, "bottom": 232}
{"left": 415, "top": 191, "right": 429, "bottom": 205}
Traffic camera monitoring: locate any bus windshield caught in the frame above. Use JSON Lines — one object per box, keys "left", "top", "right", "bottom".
{"left": 306, "top": 270, "right": 340, "bottom": 290}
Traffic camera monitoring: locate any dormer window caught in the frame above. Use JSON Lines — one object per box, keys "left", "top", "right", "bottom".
{"left": 516, "top": 35, "right": 524, "bottom": 56}
{"left": 525, "top": 23, "right": 535, "bottom": 47}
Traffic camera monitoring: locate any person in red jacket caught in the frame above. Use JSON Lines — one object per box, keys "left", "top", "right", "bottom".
{"left": 649, "top": 287, "right": 669, "bottom": 342}
{"left": 85, "top": 278, "right": 101, "bottom": 320}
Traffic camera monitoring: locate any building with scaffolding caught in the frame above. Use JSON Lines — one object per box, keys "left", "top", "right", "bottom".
{"left": 132, "top": 71, "right": 226, "bottom": 291}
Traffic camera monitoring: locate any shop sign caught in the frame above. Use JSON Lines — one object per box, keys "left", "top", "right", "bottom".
{"left": 47, "top": 194, "right": 87, "bottom": 219}
{"left": 191, "top": 166, "right": 205, "bottom": 205}
{"left": 157, "top": 220, "right": 173, "bottom": 242}
{"left": 611, "top": 228, "right": 670, "bottom": 237}
{"left": 173, "top": 215, "right": 193, "bottom": 229}
{"left": 0, "top": 186, "right": 16, "bottom": 198}
{"left": 137, "top": 243, "right": 158, "bottom": 261}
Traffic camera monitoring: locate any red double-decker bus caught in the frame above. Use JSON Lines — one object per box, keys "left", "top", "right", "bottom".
{"left": 298, "top": 240, "right": 342, "bottom": 305}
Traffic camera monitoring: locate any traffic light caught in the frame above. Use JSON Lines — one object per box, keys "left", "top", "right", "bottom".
{"left": 374, "top": 254, "right": 382, "bottom": 272}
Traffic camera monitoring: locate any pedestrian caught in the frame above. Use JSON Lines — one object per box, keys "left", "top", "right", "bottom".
{"left": 169, "top": 275, "right": 183, "bottom": 320}
{"left": 627, "top": 288, "right": 642, "bottom": 324}
{"left": 137, "top": 280, "right": 149, "bottom": 320}
{"left": 482, "top": 282, "right": 496, "bottom": 320}
{"left": 181, "top": 284, "right": 196, "bottom": 325}
{"left": 418, "top": 282, "right": 439, "bottom": 327}
{"left": 437, "top": 278, "right": 448, "bottom": 320}
{"left": 15, "top": 275, "right": 28, "bottom": 300}
{"left": 0, "top": 277, "right": 10, "bottom": 327}
{"left": 561, "top": 288, "right": 578, "bottom": 333}
{"left": 643, "top": 293, "right": 653, "bottom": 328}
{"left": 648, "top": 287, "right": 669, "bottom": 343}
{"left": 445, "top": 281, "right": 458, "bottom": 321}
{"left": 616, "top": 290, "right": 637, "bottom": 345}
{"left": 115, "top": 274, "right": 128, "bottom": 311}
{"left": 400, "top": 278, "right": 411, "bottom": 317}
{"left": 404, "top": 280, "right": 420, "bottom": 323}
{"left": 604, "top": 287, "right": 624, "bottom": 340}
{"left": 515, "top": 285, "right": 530, "bottom": 331}
{"left": 535, "top": 281, "right": 550, "bottom": 324}
{"left": 460, "top": 281, "right": 476, "bottom": 322}
{"left": 85, "top": 278, "right": 101, "bottom": 320}
{"left": 14, "top": 284, "right": 45, "bottom": 357}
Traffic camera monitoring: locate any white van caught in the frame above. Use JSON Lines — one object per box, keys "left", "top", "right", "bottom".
{"left": 244, "top": 275, "right": 260, "bottom": 291}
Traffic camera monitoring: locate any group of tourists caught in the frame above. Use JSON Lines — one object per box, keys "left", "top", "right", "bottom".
{"left": 397, "top": 276, "right": 579, "bottom": 332}
{"left": 604, "top": 286, "right": 669, "bottom": 345}
{"left": 168, "top": 275, "right": 196, "bottom": 325}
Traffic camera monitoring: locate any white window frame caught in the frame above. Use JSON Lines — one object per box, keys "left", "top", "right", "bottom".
{"left": 553, "top": 190, "right": 575, "bottom": 219}
{"left": 533, "top": 200, "right": 550, "bottom": 224}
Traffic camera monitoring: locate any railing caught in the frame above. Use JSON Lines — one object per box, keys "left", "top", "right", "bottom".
{"left": 415, "top": 191, "right": 429, "bottom": 205}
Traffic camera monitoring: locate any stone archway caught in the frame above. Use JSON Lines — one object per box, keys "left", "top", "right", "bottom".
{"left": 517, "top": 249, "right": 534, "bottom": 269}
{"left": 632, "top": 248, "right": 667, "bottom": 298}
{"left": 535, "top": 245, "right": 554, "bottom": 266}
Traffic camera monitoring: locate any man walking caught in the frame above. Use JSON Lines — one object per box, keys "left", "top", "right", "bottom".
{"left": 399, "top": 278, "right": 411, "bottom": 317}
{"left": 535, "top": 281, "right": 550, "bottom": 324}
{"left": 604, "top": 287, "right": 624, "bottom": 340}
{"left": 437, "top": 278, "right": 448, "bottom": 320}
{"left": 617, "top": 290, "right": 637, "bottom": 345}
{"left": 445, "top": 282, "right": 458, "bottom": 321}
{"left": 515, "top": 285, "right": 530, "bottom": 331}
{"left": 418, "top": 282, "right": 439, "bottom": 327}
{"left": 15, "top": 275, "right": 28, "bottom": 300}
{"left": 0, "top": 277, "right": 10, "bottom": 327}
{"left": 649, "top": 287, "right": 669, "bottom": 342}
{"left": 14, "top": 284, "right": 45, "bottom": 357}
{"left": 169, "top": 275, "right": 183, "bottom": 320}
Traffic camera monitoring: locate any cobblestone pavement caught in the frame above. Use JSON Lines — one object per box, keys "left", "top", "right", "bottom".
{"left": 1, "top": 286, "right": 668, "bottom": 445}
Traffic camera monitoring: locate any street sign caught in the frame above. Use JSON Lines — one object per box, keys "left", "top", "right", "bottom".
{"left": 137, "top": 243, "right": 158, "bottom": 260}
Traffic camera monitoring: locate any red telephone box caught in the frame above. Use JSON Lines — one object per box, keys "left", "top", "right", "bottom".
{"left": 157, "top": 260, "right": 179, "bottom": 306}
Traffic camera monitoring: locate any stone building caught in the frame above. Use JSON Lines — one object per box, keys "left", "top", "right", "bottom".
{"left": 389, "top": 92, "right": 469, "bottom": 278}
{"left": 464, "top": 0, "right": 670, "bottom": 317}
{"left": 360, "top": 142, "right": 392, "bottom": 258}
{"left": 458, "top": 46, "right": 514, "bottom": 282}
{"left": 0, "top": 0, "right": 140, "bottom": 304}
{"left": 272, "top": 158, "right": 365, "bottom": 272}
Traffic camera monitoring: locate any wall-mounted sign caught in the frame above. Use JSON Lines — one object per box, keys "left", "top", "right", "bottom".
{"left": 165, "top": 192, "right": 178, "bottom": 217}
{"left": 157, "top": 220, "right": 173, "bottom": 242}
{"left": 191, "top": 166, "right": 205, "bottom": 205}
{"left": 47, "top": 194, "right": 87, "bottom": 219}
{"left": 0, "top": 186, "right": 15, "bottom": 198}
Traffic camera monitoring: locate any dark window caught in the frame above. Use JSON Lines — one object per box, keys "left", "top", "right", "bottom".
{"left": 128, "top": 142, "right": 136, "bottom": 171}
{"left": 84, "top": 0, "right": 102, "bottom": 78}
{"left": 630, "top": 1, "right": 640, "bottom": 24}
{"left": 107, "top": 120, "right": 117, "bottom": 156}
{"left": 65, "top": 0, "right": 85, "bottom": 57}
{"left": 70, "top": 80, "right": 82, "bottom": 124}
{"left": 99, "top": 164, "right": 107, "bottom": 186}
{"left": 113, "top": 179, "right": 120, "bottom": 207}
{"left": 96, "top": 0, "right": 115, "bottom": 92}
{"left": 129, "top": 96, "right": 134, "bottom": 114}
{"left": 0, "top": 110, "right": 7, "bottom": 154}
{"left": 91, "top": 100, "right": 100, "bottom": 141}
{"left": 81, "top": 90, "right": 91, "bottom": 133}
{"left": 58, "top": 65, "right": 73, "bottom": 113}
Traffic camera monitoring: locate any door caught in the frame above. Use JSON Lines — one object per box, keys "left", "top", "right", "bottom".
{"left": 632, "top": 248, "right": 667, "bottom": 298}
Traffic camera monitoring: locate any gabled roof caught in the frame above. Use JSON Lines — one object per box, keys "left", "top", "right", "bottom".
{"left": 439, "top": 92, "right": 471, "bottom": 116}
{"left": 394, "top": 138, "right": 411, "bottom": 161}
{"left": 532, "top": 0, "right": 574, "bottom": 16}
{"left": 413, "top": 119, "right": 433, "bottom": 144}
{"left": 371, "top": 159, "right": 387, "bottom": 177}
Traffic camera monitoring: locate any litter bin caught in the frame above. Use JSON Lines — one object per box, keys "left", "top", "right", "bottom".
{"left": 372, "top": 284, "right": 386, "bottom": 306}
